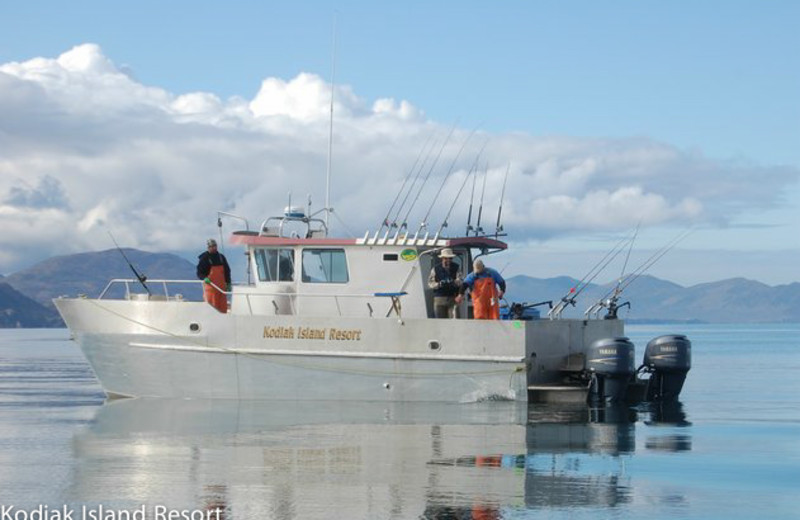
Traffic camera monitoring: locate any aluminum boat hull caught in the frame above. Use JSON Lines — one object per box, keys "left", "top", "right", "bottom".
{"left": 55, "top": 298, "right": 622, "bottom": 402}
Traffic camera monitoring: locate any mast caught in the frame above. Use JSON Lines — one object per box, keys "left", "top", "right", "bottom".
{"left": 324, "top": 14, "right": 337, "bottom": 229}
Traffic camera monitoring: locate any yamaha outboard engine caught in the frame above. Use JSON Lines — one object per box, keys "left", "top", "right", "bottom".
{"left": 642, "top": 335, "right": 692, "bottom": 401}
{"left": 586, "top": 337, "right": 635, "bottom": 404}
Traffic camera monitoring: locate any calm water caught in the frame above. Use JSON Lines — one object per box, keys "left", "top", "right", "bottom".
{"left": 0, "top": 324, "right": 798, "bottom": 520}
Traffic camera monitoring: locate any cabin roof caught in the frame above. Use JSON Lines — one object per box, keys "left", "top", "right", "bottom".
{"left": 231, "top": 232, "right": 357, "bottom": 247}
{"left": 230, "top": 231, "right": 507, "bottom": 251}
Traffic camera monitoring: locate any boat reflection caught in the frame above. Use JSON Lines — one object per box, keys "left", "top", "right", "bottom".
{"left": 641, "top": 400, "right": 693, "bottom": 452}
{"left": 68, "top": 399, "right": 688, "bottom": 519}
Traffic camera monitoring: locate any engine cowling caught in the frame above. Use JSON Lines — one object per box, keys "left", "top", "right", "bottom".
{"left": 586, "top": 337, "right": 635, "bottom": 403}
{"left": 642, "top": 334, "right": 691, "bottom": 401}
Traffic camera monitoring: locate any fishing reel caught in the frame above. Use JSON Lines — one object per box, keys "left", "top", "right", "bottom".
{"left": 602, "top": 297, "right": 630, "bottom": 320}
{"left": 508, "top": 300, "right": 552, "bottom": 321}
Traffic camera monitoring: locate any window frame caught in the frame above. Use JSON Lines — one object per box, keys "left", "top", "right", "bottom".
{"left": 301, "top": 248, "right": 350, "bottom": 284}
{"left": 253, "top": 247, "right": 296, "bottom": 282}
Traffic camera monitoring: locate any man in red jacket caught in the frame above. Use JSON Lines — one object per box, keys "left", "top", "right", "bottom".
{"left": 456, "top": 259, "right": 506, "bottom": 320}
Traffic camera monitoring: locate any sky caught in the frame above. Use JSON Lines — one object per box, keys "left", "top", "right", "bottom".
{"left": 0, "top": 0, "right": 798, "bottom": 286}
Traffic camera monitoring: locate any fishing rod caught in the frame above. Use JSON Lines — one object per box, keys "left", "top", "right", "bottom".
{"left": 615, "top": 227, "right": 694, "bottom": 295}
{"left": 586, "top": 227, "right": 694, "bottom": 318}
{"left": 589, "top": 223, "right": 640, "bottom": 320}
{"left": 564, "top": 232, "right": 633, "bottom": 299}
{"left": 548, "top": 230, "right": 638, "bottom": 319}
{"left": 379, "top": 129, "right": 436, "bottom": 232}
{"left": 400, "top": 120, "right": 459, "bottom": 231}
{"left": 494, "top": 162, "right": 510, "bottom": 237}
{"left": 419, "top": 124, "right": 481, "bottom": 232}
{"left": 474, "top": 162, "right": 489, "bottom": 235}
{"left": 609, "top": 221, "right": 640, "bottom": 301}
{"left": 618, "top": 222, "right": 640, "bottom": 286}
{"left": 107, "top": 231, "right": 151, "bottom": 295}
{"left": 435, "top": 141, "right": 487, "bottom": 237}
{"left": 465, "top": 152, "right": 479, "bottom": 235}
{"left": 389, "top": 132, "right": 440, "bottom": 230}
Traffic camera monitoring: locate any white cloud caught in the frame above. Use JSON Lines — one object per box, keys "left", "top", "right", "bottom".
{"left": 0, "top": 43, "right": 797, "bottom": 274}
{"left": 249, "top": 73, "right": 367, "bottom": 121}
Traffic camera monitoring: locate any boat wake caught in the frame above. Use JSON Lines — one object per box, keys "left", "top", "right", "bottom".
{"left": 460, "top": 389, "right": 517, "bottom": 403}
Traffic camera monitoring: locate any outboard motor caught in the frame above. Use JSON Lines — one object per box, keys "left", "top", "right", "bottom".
{"left": 641, "top": 335, "right": 692, "bottom": 401}
{"left": 586, "top": 337, "right": 635, "bottom": 404}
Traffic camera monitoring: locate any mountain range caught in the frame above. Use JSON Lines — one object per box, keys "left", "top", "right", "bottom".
{"left": 1, "top": 249, "right": 798, "bottom": 327}
{"left": 1, "top": 249, "right": 200, "bottom": 327}
{"left": 504, "top": 274, "right": 800, "bottom": 323}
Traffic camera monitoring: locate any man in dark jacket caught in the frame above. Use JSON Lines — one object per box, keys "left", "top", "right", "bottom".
{"left": 427, "top": 248, "right": 463, "bottom": 318}
{"left": 196, "top": 239, "right": 231, "bottom": 313}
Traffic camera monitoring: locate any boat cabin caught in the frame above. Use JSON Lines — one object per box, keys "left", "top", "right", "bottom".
{"left": 228, "top": 210, "right": 506, "bottom": 320}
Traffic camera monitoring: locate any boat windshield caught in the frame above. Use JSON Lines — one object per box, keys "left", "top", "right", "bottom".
{"left": 254, "top": 248, "right": 295, "bottom": 282}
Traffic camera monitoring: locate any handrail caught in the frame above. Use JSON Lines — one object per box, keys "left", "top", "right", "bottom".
{"left": 98, "top": 279, "right": 205, "bottom": 299}
{"left": 96, "top": 278, "right": 406, "bottom": 301}
{"left": 259, "top": 215, "right": 329, "bottom": 238}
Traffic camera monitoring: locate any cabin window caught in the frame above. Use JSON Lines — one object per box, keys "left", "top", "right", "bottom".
{"left": 302, "top": 249, "right": 349, "bottom": 283}
{"left": 254, "top": 248, "right": 295, "bottom": 282}
{"left": 383, "top": 253, "right": 398, "bottom": 261}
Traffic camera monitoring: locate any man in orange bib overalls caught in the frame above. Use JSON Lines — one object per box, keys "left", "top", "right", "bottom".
{"left": 196, "top": 239, "right": 231, "bottom": 313}
{"left": 456, "top": 259, "right": 506, "bottom": 320}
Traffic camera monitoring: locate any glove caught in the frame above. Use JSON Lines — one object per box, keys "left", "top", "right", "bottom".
{"left": 203, "top": 277, "right": 211, "bottom": 284}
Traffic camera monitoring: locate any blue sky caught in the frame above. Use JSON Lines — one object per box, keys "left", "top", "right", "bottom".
{"left": 4, "top": 1, "right": 797, "bottom": 165}
{"left": 1, "top": 1, "right": 798, "bottom": 284}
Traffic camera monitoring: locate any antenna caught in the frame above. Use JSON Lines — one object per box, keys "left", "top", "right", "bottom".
{"left": 494, "top": 162, "right": 510, "bottom": 236}
{"left": 324, "top": 14, "right": 338, "bottom": 230}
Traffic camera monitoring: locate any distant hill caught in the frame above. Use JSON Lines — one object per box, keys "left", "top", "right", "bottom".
{"left": 0, "top": 282, "right": 62, "bottom": 328}
{"left": 505, "top": 274, "right": 800, "bottom": 323}
{"left": 4, "top": 249, "right": 202, "bottom": 312}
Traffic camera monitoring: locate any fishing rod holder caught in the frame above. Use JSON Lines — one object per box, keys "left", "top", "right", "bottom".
{"left": 507, "top": 300, "right": 552, "bottom": 321}
{"left": 604, "top": 300, "right": 630, "bottom": 320}
{"left": 548, "top": 297, "right": 576, "bottom": 320}
{"left": 584, "top": 297, "right": 630, "bottom": 320}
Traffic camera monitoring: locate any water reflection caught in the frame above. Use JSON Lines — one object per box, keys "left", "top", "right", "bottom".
{"left": 522, "top": 404, "right": 636, "bottom": 510}
{"left": 68, "top": 399, "right": 690, "bottom": 519}
{"left": 640, "top": 401, "right": 693, "bottom": 452}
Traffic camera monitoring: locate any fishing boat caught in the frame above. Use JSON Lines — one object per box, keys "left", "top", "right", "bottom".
{"left": 54, "top": 202, "right": 691, "bottom": 403}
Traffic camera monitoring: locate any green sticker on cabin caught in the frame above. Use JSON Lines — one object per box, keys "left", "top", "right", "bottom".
{"left": 400, "top": 249, "right": 418, "bottom": 261}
